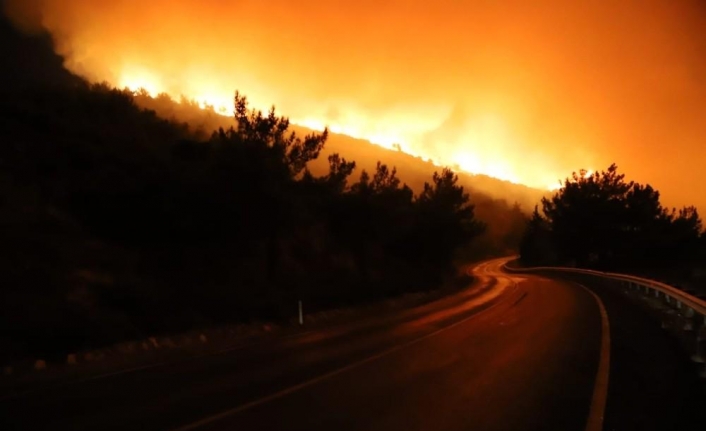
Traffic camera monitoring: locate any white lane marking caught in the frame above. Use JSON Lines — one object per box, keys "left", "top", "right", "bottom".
{"left": 575, "top": 282, "right": 611, "bottom": 431}
{"left": 169, "top": 279, "right": 521, "bottom": 431}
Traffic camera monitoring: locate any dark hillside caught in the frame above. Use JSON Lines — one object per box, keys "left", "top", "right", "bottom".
{"left": 0, "top": 18, "right": 525, "bottom": 362}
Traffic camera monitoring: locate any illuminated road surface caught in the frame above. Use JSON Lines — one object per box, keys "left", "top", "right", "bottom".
{"left": 3, "top": 258, "right": 704, "bottom": 430}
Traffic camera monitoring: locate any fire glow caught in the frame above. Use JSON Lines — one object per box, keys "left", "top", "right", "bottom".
{"left": 116, "top": 72, "right": 539, "bottom": 187}
{"left": 7, "top": 0, "right": 706, "bottom": 206}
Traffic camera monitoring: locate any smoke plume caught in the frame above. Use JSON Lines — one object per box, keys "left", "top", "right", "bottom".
{"left": 5, "top": 0, "right": 706, "bottom": 208}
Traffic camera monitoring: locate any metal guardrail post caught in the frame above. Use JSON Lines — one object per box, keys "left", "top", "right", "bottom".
{"left": 693, "top": 316, "right": 706, "bottom": 378}
{"left": 683, "top": 308, "right": 695, "bottom": 331}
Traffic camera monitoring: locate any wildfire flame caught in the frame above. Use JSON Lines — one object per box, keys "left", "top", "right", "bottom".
{"left": 117, "top": 70, "right": 551, "bottom": 187}
{"left": 7, "top": 0, "right": 615, "bottom": 192}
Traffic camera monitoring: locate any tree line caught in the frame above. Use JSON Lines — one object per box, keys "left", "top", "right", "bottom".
{"left": 520, "top": 164, "right": 705, "bottom": 275}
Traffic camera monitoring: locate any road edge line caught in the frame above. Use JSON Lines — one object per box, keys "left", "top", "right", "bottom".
{"left": 575, "top": 282, "right": 611, "bottom": 431}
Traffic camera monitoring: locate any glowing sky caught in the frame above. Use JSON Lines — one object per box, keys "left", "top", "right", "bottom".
{"left": 5, "top": 0, "right": 706, "bottom": 208}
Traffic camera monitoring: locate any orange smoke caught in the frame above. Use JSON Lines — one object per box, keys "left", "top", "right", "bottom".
{"left": 5, "top": 1, "right": 706, "bottom": 206}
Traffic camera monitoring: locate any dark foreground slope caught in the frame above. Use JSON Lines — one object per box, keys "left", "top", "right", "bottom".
{"left": 0, "top": 18, "right": 524, "bottom": 363}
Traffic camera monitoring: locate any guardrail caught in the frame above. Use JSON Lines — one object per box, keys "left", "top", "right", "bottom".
{"left": 503, "top": 261, "right": 706, "bottom": 377}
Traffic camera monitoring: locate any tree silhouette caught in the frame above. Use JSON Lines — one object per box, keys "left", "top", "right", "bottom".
{"left": 320, "top": 153, "right": 356, "bottom": 193}
{"left": 519, "top": 206, "right": 555, "bottom": 265}
{"left": 416, "top": 168, "right": 486, "bottom": 270}
{"left": 233, "top": 92, "right": 327, "bottom": 178}
{"left": 522, "top": 164, "right": 703, "bottom": 270}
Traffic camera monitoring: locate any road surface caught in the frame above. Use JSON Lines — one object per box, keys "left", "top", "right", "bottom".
{"left": 2, "top": 257, "right": 704, "bottom": 430}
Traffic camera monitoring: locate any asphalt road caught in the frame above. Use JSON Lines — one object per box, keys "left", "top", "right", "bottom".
{"left": 3, "top": 257, "right": 704, "bottom": 430}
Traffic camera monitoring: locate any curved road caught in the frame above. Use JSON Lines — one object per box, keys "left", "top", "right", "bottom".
{"left": 3, "top": 258, "right": 704, "bottom": 430}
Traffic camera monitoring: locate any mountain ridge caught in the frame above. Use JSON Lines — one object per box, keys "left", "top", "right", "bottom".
{"left": 134, "top": 94, "right": 548, "bottom": 212}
